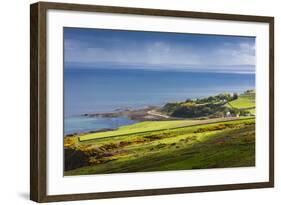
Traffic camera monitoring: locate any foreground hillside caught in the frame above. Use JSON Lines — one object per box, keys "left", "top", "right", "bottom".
{"left": 64, "top": 117, "right": 255, "bottom": 175}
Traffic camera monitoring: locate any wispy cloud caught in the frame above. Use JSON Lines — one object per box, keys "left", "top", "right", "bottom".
{"left": 64, "top": 28, "right": 255, "bottom": 72}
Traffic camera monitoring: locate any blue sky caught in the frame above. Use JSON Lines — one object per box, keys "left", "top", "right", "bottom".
{"left": 64, "top": 27, "right": 255, "bottom": 73}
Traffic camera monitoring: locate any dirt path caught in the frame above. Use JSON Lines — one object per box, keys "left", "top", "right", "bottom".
{"left": 147, "top": 110, "right": 170, "bottom": 119}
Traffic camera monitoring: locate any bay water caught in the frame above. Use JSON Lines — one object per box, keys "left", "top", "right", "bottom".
{"left": 64, "top": 68, "right": 255, "bottom": 135}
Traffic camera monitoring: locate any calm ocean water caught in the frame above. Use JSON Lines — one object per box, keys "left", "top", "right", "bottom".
{"left": 64, "top": 68, "right": 255, "bottom": 135}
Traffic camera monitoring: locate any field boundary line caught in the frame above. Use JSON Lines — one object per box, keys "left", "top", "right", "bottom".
{"left": 78, "top": 117, "right": 255, "bottom": 142}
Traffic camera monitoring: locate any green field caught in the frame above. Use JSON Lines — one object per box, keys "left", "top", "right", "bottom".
{"left": 64, "top": 117, "right": 255, "bottom": 175}
{"left": 226, "top": 90, "right": 255, "bottom": 114}
{"left": 78, "top": 117, "right": 251, "bottom": 142}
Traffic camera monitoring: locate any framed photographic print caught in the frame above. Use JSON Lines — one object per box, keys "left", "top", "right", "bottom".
{"left": 30, "top": 1, "right": 274, "bottom": 202}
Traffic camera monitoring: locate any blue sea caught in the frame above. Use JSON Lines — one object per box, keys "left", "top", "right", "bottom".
{"left": 64, "top": 68, "right": 255, "bottom": 135}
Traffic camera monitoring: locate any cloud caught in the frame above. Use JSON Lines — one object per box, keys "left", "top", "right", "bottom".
{"left": 212, "top": 42, "right": 255, "bottom": 66}
{"left": 65, "top": 40, "right": 198, "bottom": 65}
{"left": 64, "top": 35, "right": 255, "bottom": 71}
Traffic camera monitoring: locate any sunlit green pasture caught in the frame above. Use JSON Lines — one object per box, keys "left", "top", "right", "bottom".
{"left": 227, "top": 91, "right": 255, "bottom": 109}
{"left": 79, "top": 117, "right": 252, "bottom": 142}
{"left": 65, "top": 118, "right": 255, "bottom": 175}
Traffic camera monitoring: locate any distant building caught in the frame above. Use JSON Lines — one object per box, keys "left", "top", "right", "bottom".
{"left": 225, "top": 111, "right": 231, "bottom": 118}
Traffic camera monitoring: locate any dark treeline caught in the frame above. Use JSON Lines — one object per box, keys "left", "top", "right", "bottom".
{"left": 162, "top": 92, "right": 250, "bottom": 118}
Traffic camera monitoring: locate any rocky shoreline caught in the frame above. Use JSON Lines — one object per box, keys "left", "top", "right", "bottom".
{"left": 65, "top": 106, "right": 178, "bottom": 137}
{"left": 82, "top": 106, "right": 173, "bottom": 121}
{"left": 64, "top": 106, "right": 177, "bottom": 137}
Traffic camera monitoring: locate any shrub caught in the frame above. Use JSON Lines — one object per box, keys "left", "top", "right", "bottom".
{"left": 194, "top": 124, "right": 227, "bottom": 133}
{"left": 232, "top": 93, "right": 238, "bottom": 100}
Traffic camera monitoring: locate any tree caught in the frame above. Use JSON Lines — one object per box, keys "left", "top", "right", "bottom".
{"left": 232, "top": 93, "right": 238, "bottom": 100}
{"left": 185, "top": 98, "right": 193, "bottom": 103}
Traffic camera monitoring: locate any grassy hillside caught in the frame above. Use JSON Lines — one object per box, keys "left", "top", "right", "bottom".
{"left": 161, "top": 90, "right": 255, "bottom": 118}
{"left": 64, "top": 117, "right": 255, "bottom": 175}
{"left": 64, "top": 90, "right": 256, "bottom": 175}
{"left": 78, "top": 117, "right": 252, "bottom": 142}
{"left": 226, "top": 90, "right": 255, "bottom": 114}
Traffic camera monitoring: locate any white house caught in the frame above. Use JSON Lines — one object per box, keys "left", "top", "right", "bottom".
{"left": 225, "top": 111, "right": 231, "bottom": 118}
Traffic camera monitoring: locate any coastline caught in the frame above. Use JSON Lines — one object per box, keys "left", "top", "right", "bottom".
{"left": 65, "top": 106, "right": 178, "bottom": 137}
{"left": 82, "top": 106, "right": 172, "bottom": 120}
{"left": 65, "top": 90, "right": 255, "bottom": 137}
{"left": 64, "top": 90, "right": 256, "bottom": 174}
